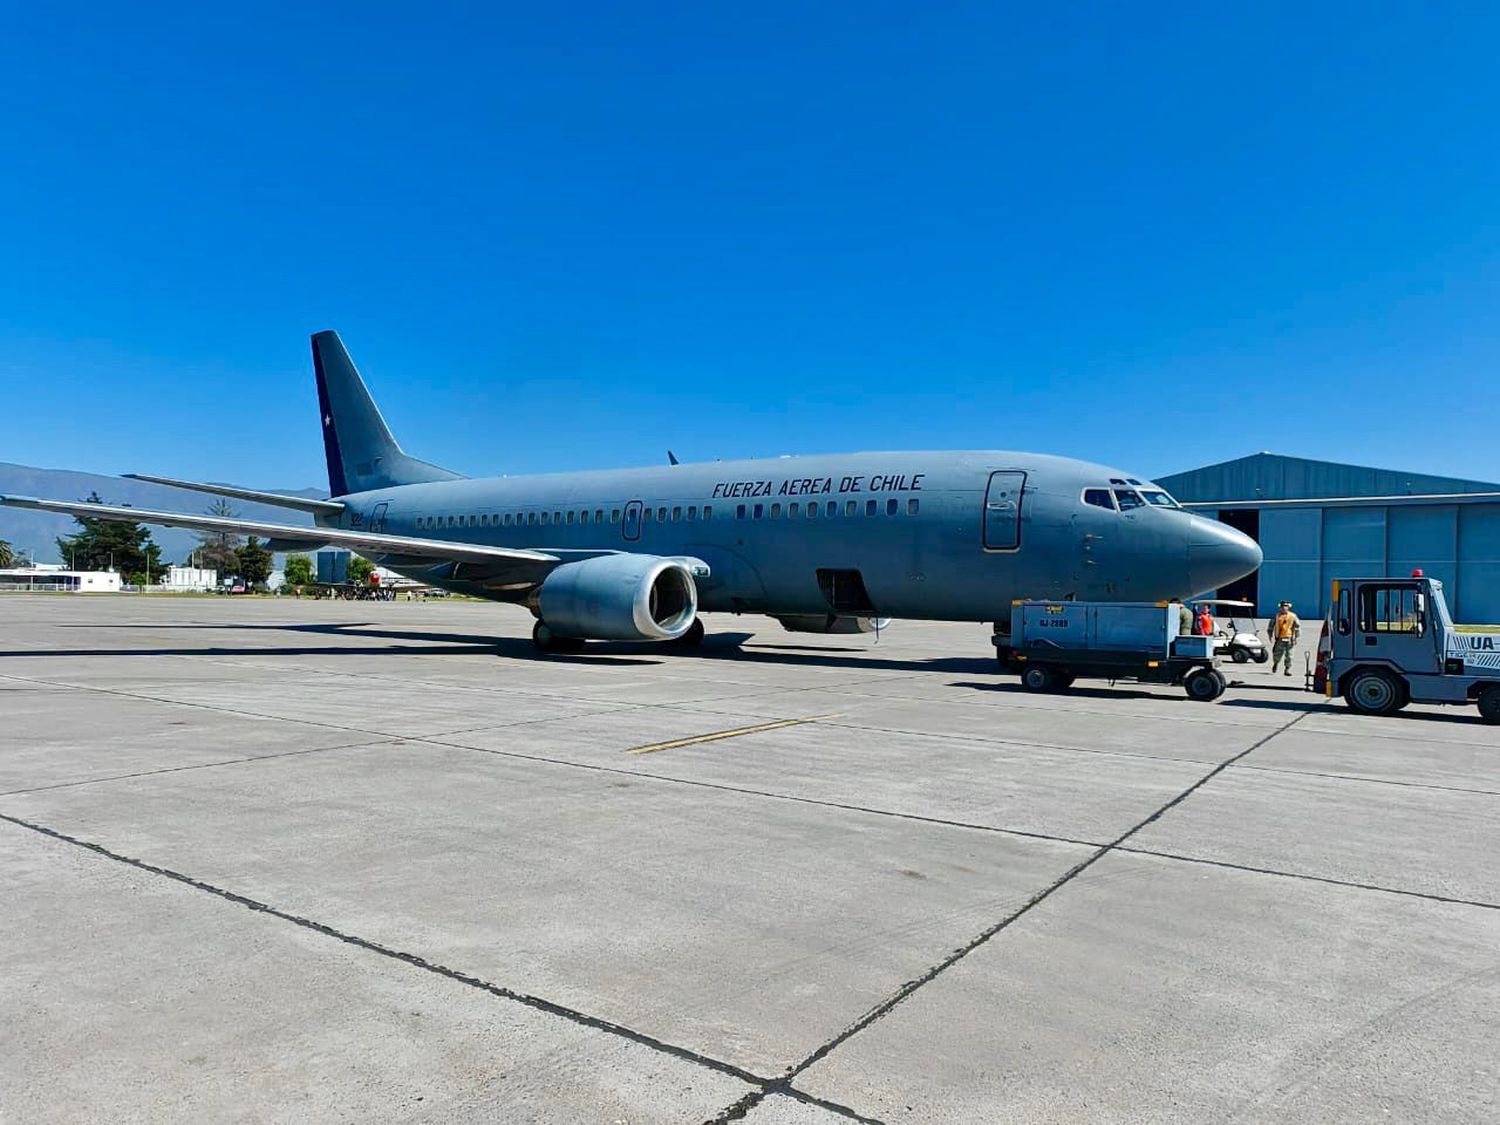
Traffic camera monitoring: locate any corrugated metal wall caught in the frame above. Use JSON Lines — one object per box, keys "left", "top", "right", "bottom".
{"left": 1160, "top": 454, "right": 1499, "bottom": 503}
{"left": 1252, "top": 503, "right": 1500, "bottom": 623}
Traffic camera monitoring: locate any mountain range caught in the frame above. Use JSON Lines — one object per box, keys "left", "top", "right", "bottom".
{"left": 0, "top": 462, "right": 326, "bottom": 566}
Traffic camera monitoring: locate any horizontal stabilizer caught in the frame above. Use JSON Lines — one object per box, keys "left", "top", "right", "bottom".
{"left": 0, "top": 495, "right": 557, "bottom": 570}
{"left": 122, "top": 473, "right": 345, "bottom": 516}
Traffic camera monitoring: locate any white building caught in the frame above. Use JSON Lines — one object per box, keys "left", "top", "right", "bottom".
{"left": 157, "top": 566, "right": 218, "bottom": 593}
{"left": 0, "top": 568, "right": 123, "bottom": 593}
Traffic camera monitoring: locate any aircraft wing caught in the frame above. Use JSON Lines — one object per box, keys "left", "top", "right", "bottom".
{"left": 121, "top": 473, "right": 346, "bottom": 516}
{"left": 0, "top": 495, "right": 559, "bottom": 569}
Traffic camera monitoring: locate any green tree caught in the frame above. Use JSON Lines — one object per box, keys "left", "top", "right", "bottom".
{"left": 347, "top": 555, "right": 375, "bottom": 586}
{"left": 0, "top": 540, "right": 13, "bottom": 568}
{"left": 236, "top": 536, "right": 274, "bottom": 588}
{"left": 283, "top": 553, "right": 314, "bottom": 587}
{"left": 56, "top": 492, "right": 162, "bottom": 577}
{"left": 197, "top": 498, "right": 244, "bottom": 578}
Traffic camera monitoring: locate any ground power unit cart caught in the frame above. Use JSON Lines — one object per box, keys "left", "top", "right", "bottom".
{"left": 995, "top": 600, "right": 1228, "bottom": 701}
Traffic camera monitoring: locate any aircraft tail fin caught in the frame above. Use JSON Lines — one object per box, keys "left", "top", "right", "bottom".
{"left": 311, "top": 331, "right": 463, "bottom": 497}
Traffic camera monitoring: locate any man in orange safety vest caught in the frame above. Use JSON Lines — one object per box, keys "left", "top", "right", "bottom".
{"left": 1268, "top": 601, "right": 1301, "bottom": 676}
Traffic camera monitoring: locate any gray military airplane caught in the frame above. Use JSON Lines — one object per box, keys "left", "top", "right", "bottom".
{"left": 2, "top": 331, "right": 1261, "bottom": 652}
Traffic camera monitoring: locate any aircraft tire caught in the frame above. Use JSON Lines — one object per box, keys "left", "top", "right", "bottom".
{"left": 670, "top": 618, "right": 706, "bottom": 648}
{"left": 1021, "top": 665, "right": 1056, "bottom": 693}
{"left": 1344, "top": 669, "right": 1404, "bottom": 716}
{"left": 1478, "top": 685, "right": 1500, "bottom": 725}
{"left": 532, "top": 621, "right": 586, "bottom": 654}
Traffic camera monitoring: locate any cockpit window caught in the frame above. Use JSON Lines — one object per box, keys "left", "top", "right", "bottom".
{"left": 1114, "top": 489, "right": 1145, "bottom": 511}
{"left": 1126, "top": 478, "right": 1142, "bottom": 485}
{"left": 1083, "top": 488, "right": 1115, "bottom": 510}
{"left": 1141, "top": 490, "right": 1179, "bottom": 508}
{"left": 1108, "top": 477, "right": 1127, "bottom": 485}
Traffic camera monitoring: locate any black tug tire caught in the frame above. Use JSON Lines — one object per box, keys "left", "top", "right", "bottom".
{"left": 1344, "top": 669, "right": 1404, "bottom": 716}
{"left": 1184, "top": 668, "right": 1224, "bottom": 702}
{"left": 670, "top": 618, "right": 706, "bottom": 648}
{"left": 1230, "top": 648, "right": 1251, "bottom": 664}
{"left": 1478, "top": 685, "right": 1500, "bottom": 725}
{"left": 1022, "top": 665, "right": 1056, "bottom": 693}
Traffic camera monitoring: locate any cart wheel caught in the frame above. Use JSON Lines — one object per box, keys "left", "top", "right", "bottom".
{"left": 1184, "top": 668, "right": 1224, "bottom": 702}
{"left": 1231, "top": 648, "right": 1250, "bottom": 664}
{"left": 1022, "top": 665, "right": 1056, "bottom": 693}
{"left": 1344, "top": 669, "right": 1404, "bottom": 716}
{"left": 1478, "top": 685, "right": 1500, "bottom": 725}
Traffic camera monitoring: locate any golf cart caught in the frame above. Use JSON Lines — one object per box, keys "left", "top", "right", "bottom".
{"left": 1193, "top": 599, "right": 1269, "bottom": 664}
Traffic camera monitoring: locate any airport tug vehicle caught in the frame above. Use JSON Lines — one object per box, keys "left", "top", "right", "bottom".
{"left": 1311, "top": 574, "right": 1500, "bottom": 723}
{"left": 994, "top": 601, "right": 1228, "bottom": 701}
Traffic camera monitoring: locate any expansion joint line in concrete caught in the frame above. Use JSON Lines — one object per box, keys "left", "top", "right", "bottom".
{"left": 0, "top": 810, "right": 877, "bottom": 1125}
{"left": 0, "top": 738, "right": 402, "bottom": 798}
{"left": 697, "top": 708, "right": 1316, "bottom": 1124}
{"left": 624, "top": 714, "right": 844, "bottom": 755}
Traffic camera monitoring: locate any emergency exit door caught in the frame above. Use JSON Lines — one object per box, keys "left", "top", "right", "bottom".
{"left": 983, "top": 471, "right": 1026, "bottom": 551}
{"left": 622, "top": 500, "right": 643, "bottom": 541}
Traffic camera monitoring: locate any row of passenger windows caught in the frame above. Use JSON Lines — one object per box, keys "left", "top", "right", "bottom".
{"left": 412, "top": 497, "right": 922, "bottom": 530}
{"left": 736, "top": 498, "right": 920, "bottom": 519}
{"left": 415, "top": 506, "right": 715, "bottom": 530}
{"left": 1082, "top": 487, "right": 1179, "bottom": 512}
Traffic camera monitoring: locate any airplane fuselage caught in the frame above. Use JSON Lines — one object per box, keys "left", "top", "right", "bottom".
{"left": 326, "top": 449, "right": 1260, "bottom": 621}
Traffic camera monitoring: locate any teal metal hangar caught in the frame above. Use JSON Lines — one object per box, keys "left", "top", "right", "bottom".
{"left": 1158, "top": 453, "right": 1500, "bottom": 623}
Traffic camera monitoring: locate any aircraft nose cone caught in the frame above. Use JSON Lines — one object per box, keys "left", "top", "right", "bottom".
{"left": 1187, "top": 517, "right": 1262, "bottom": 594}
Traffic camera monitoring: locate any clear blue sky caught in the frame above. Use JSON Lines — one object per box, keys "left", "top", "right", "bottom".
{"left": 2, "top": 3, "right": 1497, "bottom": 489}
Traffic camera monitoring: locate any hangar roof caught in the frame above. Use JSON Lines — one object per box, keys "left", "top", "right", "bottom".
{"left": 1157, "top": 452, "right": 1500, "bottom": 505}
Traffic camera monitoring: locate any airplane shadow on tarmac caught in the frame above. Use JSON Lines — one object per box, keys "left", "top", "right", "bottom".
{"left": 21, "top": 622, "right": 995, "bottom": 676}
{"left": 12, "top": 625, "right": 1491, "bottom": 723}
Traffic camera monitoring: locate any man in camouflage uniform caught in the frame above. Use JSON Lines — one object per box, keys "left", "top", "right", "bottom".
{"left": 1269, "top": 601, "right": 1301, "bottom": 676}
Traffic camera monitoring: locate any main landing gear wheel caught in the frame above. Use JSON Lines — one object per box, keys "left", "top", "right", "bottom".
{"left": 1184, "top": 667, "right": 1226, "bottom": 702}
{"left": 1344, "top": 669, "right": 1404, "bottom": 716}
{"left": 1477, "top": 685, "right": 1500, "bottom": 725}
{"left": 532, "top": 621, "right": 585, "bottom": 654}
{"left": 669, "top": 618, "right": 706, "bottom": 648}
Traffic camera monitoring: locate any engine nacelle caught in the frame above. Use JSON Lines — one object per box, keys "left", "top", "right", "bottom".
{"left": 537, "top": 554, "right": 700, "bottom": 641}
{"left": 775, "top": 614, "right": 892, "bottom": 635}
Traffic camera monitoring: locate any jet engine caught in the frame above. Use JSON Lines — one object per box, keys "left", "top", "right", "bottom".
{"left": 775, "top": 614, "right": 892, "bottom": 635}
{"left": 537, "top": 554, "right": 700, "bottom": 641}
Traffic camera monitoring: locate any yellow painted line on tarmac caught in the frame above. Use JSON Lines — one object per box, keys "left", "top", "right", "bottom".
{"left": 625, "top": 713, "right": 845, "bottom": 755}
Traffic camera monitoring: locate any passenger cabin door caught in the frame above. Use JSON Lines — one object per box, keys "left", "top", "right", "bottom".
{"left": 369, "top": 502, "right": 389, "bottom": 534}
{"left": 622, "top": 500, "right": 643, "bottom": 542}
{"left": 1354, "top": 582, "right": 1441, "bottom": 674}
{"left": 982, "top": 471, "right": 1026, "bottom": 551}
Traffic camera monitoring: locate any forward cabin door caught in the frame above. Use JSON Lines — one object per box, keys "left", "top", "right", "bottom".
{"left": 982, "top": 471, "right": 1026, "bottom": 551}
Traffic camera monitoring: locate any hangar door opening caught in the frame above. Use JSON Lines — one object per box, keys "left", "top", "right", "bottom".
{"left": 1217, "top": 508, "right": 1260, "bottom": 607}
{"left": 983, "top": 471, "right": 1026, "bottom": 551}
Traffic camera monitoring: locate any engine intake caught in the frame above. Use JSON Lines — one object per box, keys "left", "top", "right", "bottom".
{"left": 537, "top": 554, "right": 700, "bottom": 641}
